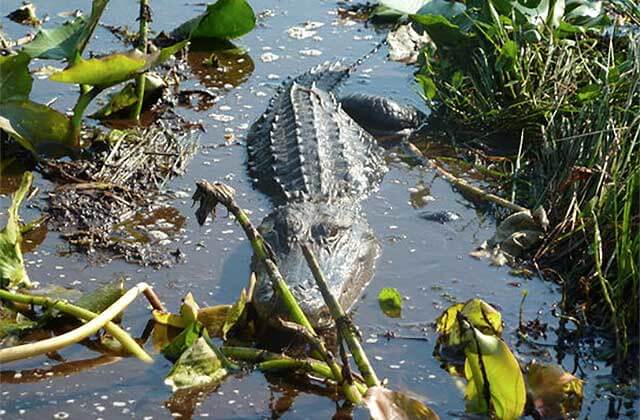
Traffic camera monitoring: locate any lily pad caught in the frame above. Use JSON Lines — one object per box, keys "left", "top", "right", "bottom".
{"left": 378, "top": 287, "right": 403, "bottom": 318}
{"left": 0, "top": 53, "right": 33, "bottom": 102}
{"left": 0, "top": 100, "right": 75, "bottom": 156}
{"left": 0, "top": 172, "right": 32, "bottom": 289}
{"left": 164, "top": 336, "right": 228, "bottom": 392}
{"left": 364, "top": 386, "right": 440, "bottom": 419}
{"left": 173, "top": 0, "right": 256, "bottom": 40}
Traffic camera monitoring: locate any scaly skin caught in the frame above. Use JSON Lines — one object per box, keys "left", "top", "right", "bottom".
{"left": 246, "top": 61, "right": 424, "bottom": 327}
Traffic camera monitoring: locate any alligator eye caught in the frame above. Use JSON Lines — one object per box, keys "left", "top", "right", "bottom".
{"left": 311, "top": 224, "right": 341, "bottom": 243}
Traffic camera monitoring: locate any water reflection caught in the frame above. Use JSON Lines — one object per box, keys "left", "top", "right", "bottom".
{"left": 188, "top": 42, "right": 254, "bottom": 89}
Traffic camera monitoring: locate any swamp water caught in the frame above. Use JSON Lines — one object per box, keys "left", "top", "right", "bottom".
{"left": 0, "top": 0, "right": 637, "bottom": 418}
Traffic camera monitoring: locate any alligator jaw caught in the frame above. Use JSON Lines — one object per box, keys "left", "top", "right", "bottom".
{"left": 253, "top": 201, "right": 379, "bottom": 329}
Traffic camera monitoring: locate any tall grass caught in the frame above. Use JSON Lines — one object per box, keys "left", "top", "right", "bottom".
{"left": 416, "top": 5, "right": 639, "bottom": 365}
{"left": 530, "top": 35, "right": 639, "bottom": 362}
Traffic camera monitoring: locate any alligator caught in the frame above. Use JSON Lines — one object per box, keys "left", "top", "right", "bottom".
{"left": 246, "top": 61, "right": 425, "bottom": 328}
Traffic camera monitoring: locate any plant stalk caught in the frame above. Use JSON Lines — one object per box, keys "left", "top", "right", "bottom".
{"left": 0, "top": 283, "right": 154, "bottom": 363}
{"left": 301, "top": 243, "right": 380, "bottom": 388}
{"left": 132, "top": 0, "right": 150, "bottom": 121}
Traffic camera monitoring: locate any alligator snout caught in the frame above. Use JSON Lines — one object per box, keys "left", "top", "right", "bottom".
{"left": 253, "top": 201, "right": 379, "bottom": 328}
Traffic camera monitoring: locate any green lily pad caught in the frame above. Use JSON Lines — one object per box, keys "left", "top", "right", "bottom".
{"left": 0, "top": 100, "right": 75, "bottom": 156}
{"left": 0, "top": 172, "right": 32, "bottom": 289}
{"left": 164, "top": 336, "right": 228, "bottom": 392}
{"left": 378, "top": 287, "right": 403, "bottom": 318}
{"left": 173, "top": 0, "right": 256, "bottom": 40}
{"left": 0, "top": 53, "right": 33, "bottom": 102}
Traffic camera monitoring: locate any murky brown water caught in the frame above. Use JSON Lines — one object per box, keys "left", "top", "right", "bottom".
{"left": 0, "top": 0, "right": 637, "bottom": 418}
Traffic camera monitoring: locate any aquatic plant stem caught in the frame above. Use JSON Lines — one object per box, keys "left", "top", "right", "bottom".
{"left": 220, "top": 346, "right": 367, "bottom": 394}
{"left": 70, "top": 87, "right": 102, "bottom": 141}
{"left": 132, "top": 0, "right": 150, "bottom": 121}
{"left": 301, "top": 243, "right": 380, "bottom": 388}
{"left": 434, "top": 162, "right": 528, "bottom": 213}
{"left": 192, "top": 181, "right": 362, "bottom": 403}
{"left": 0, "top": 283, "right": 155, "bottom": 363}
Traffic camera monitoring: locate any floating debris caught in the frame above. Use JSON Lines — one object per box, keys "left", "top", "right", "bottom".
{"left": 260, "top": 52, "right": 280, "bottom": 62}
{"left": 387, "top": 23, "right": 431, "bottom": 64}
{"left": 209, "top": 113, "right": 235, "bottom": 122}
{"left": 44, "top": 123, "right": 196, "bottom": 266}
{"left": 287, "top": 26, "right": 317, "bottom": 40}
{"left": 299, "top": 49, "right": 322, "bottom": 56}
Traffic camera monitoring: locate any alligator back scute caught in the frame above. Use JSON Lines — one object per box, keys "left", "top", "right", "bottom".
{"left": 247, "top": 70, "right": 386, "bottom": 202}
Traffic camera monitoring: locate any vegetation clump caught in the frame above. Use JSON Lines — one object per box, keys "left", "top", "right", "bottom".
{"left": 409, "top": 0, "right": 638, "bottom": 366}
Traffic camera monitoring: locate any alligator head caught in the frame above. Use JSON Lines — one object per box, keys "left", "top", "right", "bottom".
{"left": 253, "top": 200, "right": 379, "bottom": 329}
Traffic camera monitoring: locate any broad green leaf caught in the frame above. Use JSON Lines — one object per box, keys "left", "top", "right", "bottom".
{"left": 180, "top": 292, "right": 200, "bottom": 325}
{"left": 162, "top": 321, "right": 205, "bottom": 362}
{"left": 364, "top": 386, "right": 440, "bottom": 420}
{"left": 417, "top": 0, "right": 466, "bottom": 18}
{"left": 22, "top": 17, "right": 87, "bottom": 60}
{"left": 576, "top": 83, "right": 600, "bottom": 102}
{"left": 462, "top": 325, "right": 526, "bottom": 420}
{"left": 90, "top": 72, "right": 165, "bottom": 119}
{"left": 174, "top": 0, "right": 256, "bottom": 40}
{"left": 222, "top": 288, "right": 247, "bottom": 340}
{"left": 564, "top": 0, "right": 605, "bottom": 26}
{"left": 164, "top": 336, "right": 228, "bottom": 391}
{"left": 198, "top": 305, "right": 231, "bottom": 337}
{"left": 75, "top": 277, "right": 125, "bottom": 314}
{"left": 152, "top": 305, "right": 231, "bottom": 337}
{"left": 50, "top": 51, "right": 148, "bottom": 87}
{"left": 496, "top": 40, "right": 519, "bottom": 73}
{"left": 0, "top": 53, "right": 33, "bottom": 102}
{"left": 525, "top": 361, "right": 584, "bottom": 418}
{"left": 416, "top": 74, "right": 437, "bottom": 100}
{"left": 378, "top": 287, "right": 402, "bottom": 318}
{"left": 436, "top": 299, "right": 502, "bottom": 346}
{"left": 0, "top": 100, "right": 75, "bottom": 155}
{"left": 153, "top": 310, "right": 189, "bottom": 328}
{"left": 379, "top": 0, "right": 429, "bottom": 15}
{"left": 410, "top": 14, "right": 477, "bottom": 64}
{"left": 50, "top": 42, "right": 188, "bottom": 88}
{"left": 0, "top": 172, "right": 32, "bottom": 289}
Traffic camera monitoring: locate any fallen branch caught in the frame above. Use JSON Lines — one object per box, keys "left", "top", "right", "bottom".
{"left": 0, "top": 283, "right": 156, "bottom": 364}
{"left": 404, "top": 143, "right": 528, "bottom": 213}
